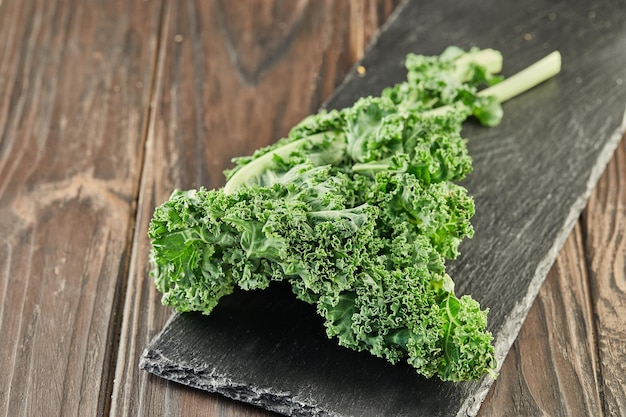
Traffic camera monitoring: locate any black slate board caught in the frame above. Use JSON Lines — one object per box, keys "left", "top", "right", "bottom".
{"left": 140, "top": 0, "right": 626, "bottom": 416}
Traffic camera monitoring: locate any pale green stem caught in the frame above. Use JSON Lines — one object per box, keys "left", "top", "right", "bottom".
{"left": 224, "top": 132, "right": 344, "bottom": 194}
{"left": 454, "top": 48, "right": 503, "bottom": 80}
{"left": 477, "top": 50, "right": 561, "bottom": 102}
{"left": 352, "top": 161, "right": 392, "bottom": 173}
{"left": 223, "top": 139, "right": 308, "bottom": 195}
{"left": 427, "top": 51, "right": 562, "bottom": 117}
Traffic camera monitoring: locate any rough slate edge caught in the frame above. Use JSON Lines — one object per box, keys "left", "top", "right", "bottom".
{"left": 140, "top": 0, "right": 626, "bottom": 415}
{"left": 140, "top": 313, "right": 326, "bottom": 417}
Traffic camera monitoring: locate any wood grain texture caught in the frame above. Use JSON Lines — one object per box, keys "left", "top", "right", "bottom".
{"left": 583, "top": 134, "right": 626, "bottom": 416}
{"left": 480, "top": 223, "right": 604, "bottom": 416}
{"left": 0, "top": 0, "right": 161, "bottom": 416}
{"left": 110, "top": 1, "right": 399, "bottom": 416}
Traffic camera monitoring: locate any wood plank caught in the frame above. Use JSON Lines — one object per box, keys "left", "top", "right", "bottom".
{"left": 0, "top": 0, "right": 162, "bottom": 416}
{"left": 480, "top": 222, "right": 604, "bottom": 416}
{"left": 583, "top": 134, "right": 626, "bottom": 416}
{"left": 111, "top": 1, "right": 400, "bottom": 416}
{"left": 139, "top": 0, "right": 626, "bottom": 415}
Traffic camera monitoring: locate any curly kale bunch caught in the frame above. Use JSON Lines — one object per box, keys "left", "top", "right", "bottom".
{"left": 148, "top": 47, "right": 561, "bottom": 381}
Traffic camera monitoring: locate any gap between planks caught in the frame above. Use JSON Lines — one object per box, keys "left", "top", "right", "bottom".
{"left": 106, "top": 0, "right": 168, "bottom": 415}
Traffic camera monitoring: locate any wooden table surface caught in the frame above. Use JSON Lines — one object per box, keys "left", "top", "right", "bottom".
{"left": 1, "top": 1, "right": 625, "bottom": 416}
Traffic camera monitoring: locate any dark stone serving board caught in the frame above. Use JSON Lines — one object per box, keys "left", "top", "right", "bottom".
{"left": 140, "top": 0, "right": 626, "bottom": 416}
